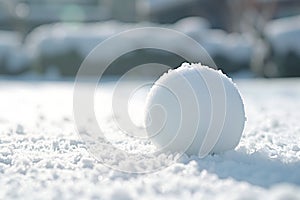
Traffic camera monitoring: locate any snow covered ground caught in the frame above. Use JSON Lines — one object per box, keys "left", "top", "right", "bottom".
{"left": 0, "top": 77, "right": 300, "bottom": 199}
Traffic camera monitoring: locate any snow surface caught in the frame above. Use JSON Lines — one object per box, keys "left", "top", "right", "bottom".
{"left": 0, "top": 78, "right": 300, "bottom": 199}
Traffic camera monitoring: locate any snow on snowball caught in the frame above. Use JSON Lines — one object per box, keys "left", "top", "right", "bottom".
{"left": 144, "top": 63, "right": 246, "bottom": 157}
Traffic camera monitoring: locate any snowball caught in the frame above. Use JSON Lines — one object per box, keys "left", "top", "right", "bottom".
{"left": 144, "top": 63, "right": 246, "bottom": 157}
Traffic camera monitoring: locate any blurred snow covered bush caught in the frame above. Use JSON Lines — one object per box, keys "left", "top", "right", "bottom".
{"left": 176, "top": 17, "right": 253, "bottom": 72}
{"left": 200, "top": 29, "right": 253, "bottom": 72}
{"left": 174, "top": 17, "right": 253, "bottom": 72}
{"left": 24, "top": 17, "right": 253, "bottom": 76}
{"left": 173, "top": 16, "right": 210, "bottom": 39}
{"left": 23, "top": 21, "right": 183, "bottom": 76}
{"left": 24, "top": 22, "right": 118, "bottom": 76}
{"left": 251, "top": 15, "right": 300, "bottom": 77}
{"left": 0, "top": 31, "right": 30, "bottom": 75}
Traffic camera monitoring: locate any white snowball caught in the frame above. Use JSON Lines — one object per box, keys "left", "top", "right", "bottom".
{"left": 144, "top": 63, "right": 246, "bottom": 157}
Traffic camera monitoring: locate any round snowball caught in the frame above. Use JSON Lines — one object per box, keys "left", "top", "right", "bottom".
{"left": 144, "top": 63, "right": 246, "bottom": 157}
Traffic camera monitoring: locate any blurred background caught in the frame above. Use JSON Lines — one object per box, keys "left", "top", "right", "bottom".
{"left": 0, "top": 0, "right": 300, "bottom": 78}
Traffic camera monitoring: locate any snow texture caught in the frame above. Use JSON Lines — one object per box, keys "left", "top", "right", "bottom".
{"left": 0, "top": 78, "right": 299, "bottom": 199}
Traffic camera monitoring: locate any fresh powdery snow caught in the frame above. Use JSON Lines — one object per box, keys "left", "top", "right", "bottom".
{"left": 0, "top": 78, "right": 299, "bottom": 199}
